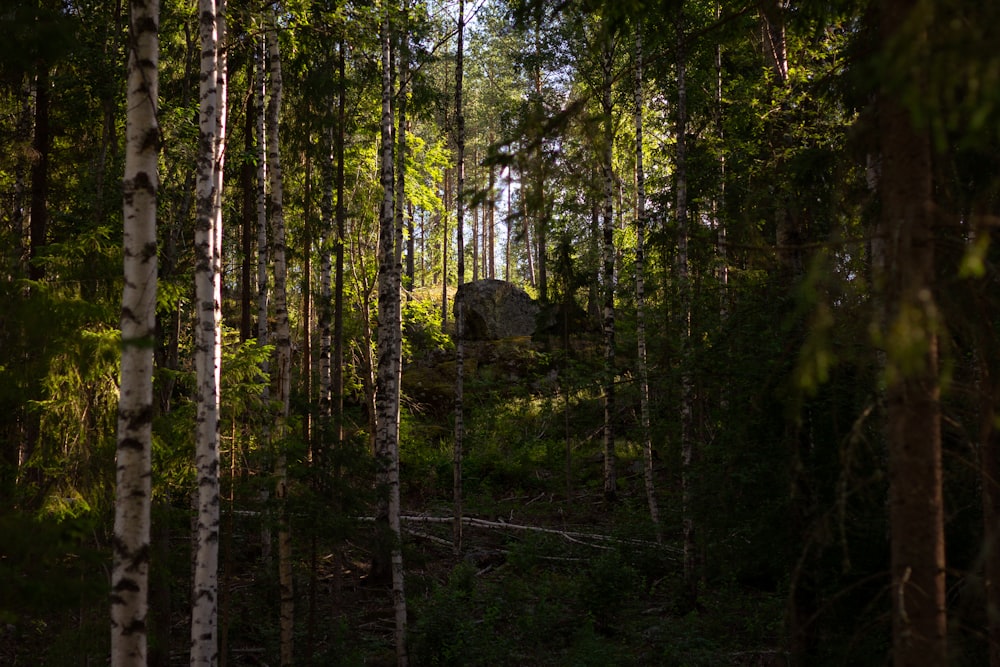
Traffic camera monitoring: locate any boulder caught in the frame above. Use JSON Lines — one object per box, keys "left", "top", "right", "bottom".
{"left": 454, "top": 279, "right": 539, "bottom": 340}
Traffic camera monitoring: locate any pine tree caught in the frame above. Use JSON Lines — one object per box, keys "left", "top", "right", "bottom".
{"left": 878, "top": 0, "right": 946, "bottom": 662}
{"left": 453, "top": 0, "right": 466, "bottom": 555}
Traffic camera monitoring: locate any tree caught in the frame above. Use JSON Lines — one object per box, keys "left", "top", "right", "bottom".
{"left": 373, "top": 1, "right": 408, "bottom": 662}
{"left": 265, "top": 12, "right": 295, "bottom": 665}
{"left": 675, "top": 5, "right": 696, "bottom": 608}
{"left": 454, "top": 0, "right": 466, "bottom": 554}
{"left": 111, "top": 0, "right": 158, "bottom": 662}
{"left": 633, "top": 19, "right": 660, "bottom": 541}
{"left": 599, "top": 14, "right": 616, "bottom": 503}
{"left": 877, "top": 0, "right": 946, "bottom": 663}
{"left": 191, "top": 0, "right": 226, "bottom": 661}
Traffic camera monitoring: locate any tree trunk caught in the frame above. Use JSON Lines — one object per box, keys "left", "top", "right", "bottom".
{"left": 454, "top": 0, "right": 466, "bottom": 556}
{"left": 600, "top": 21, "right": 617, "bottom": 504}
{"left": 28, "top": 66, "right": 50, "bottom": 282}
{"left": 240, "top": 53, "right": 255, "bottom": 343}
{"left": 878, "top": 1, "right": 946, "bottom": 664}
{"left": 302, "top": 153, "right": 313, "bottom": 455}
{"left": 374, "top": 4, "right": 408, "bottom": 663}
{"left": 266, "top": 15, "right": 295, "bottom": 665}
{"left": 334, "top": 35, "right": 347, "bottom": 456}
{"left": 191, "top": 0, "right": 225, "bottom": 662}
{"left": 533, "top": 21, "right": 546, "bottom": 304}
{"left": 112, "top": 0, "right": 158, "bottom": 662}
{"left": 980, "top": 354, "right": 1000, "bottom": 667}
{"left": 487, "top": 156, "right": 495, "bottom": 279}
{"left": 675, "top": 11, "right": 697, "bottom": 608}
{"left": 633, "top": 25, "right": 660, "bottom": 541}
{"left": 441, "top": 168, "right": 450, "bottom": 328}
{"left": 254, "top": 31, "right": 272, "bottom": 567}
{"left": 319, "top": 129, "right": 333, "bottom": 441}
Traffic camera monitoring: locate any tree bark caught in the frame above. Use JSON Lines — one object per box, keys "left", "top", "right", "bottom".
{"left": 600, "top": 20, "right": 616, "bottom": 504}
{"left": 633, "top": 24, "right": 660, "bottom": 541}
{"left": 878, "top": 1, "right": 946, "bottom": 664}
{"left": 454, "top": 0, "right": 466, "bottom": 556}
{"left": 374, "top": 3, "right": 408, "bottom": 663}
{"left": 28, "top": 66, "right": 50, "bottom": 282}
{"left": 675, "top": 10, "right": 697, "bottom": 608}
{"left": 979, "top": 353, "right": 1000, "bottom": 667}
{"left": 334, "top": 35, "right": 347, "bottom": 456}
{"left": 112, "top": 0, "right": 158, "bottom": 662}
{"left": 191, "top": 0, "right": 226, "bottom": 662}
{"left": 266, "top": 15, "right": 294, "bottom": 666}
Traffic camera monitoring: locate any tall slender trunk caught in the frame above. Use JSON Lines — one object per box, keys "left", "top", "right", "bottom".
{"left": 633, "top": 26, "right": 660, "bottom": 540}
{"left": 254, "top": 31, "right": 272, "bottom": 566}
{"left": 112, "top": 0, "right": 158, "bottom": 662}
{"left": 487, "top": 155, "right": 495, "bottom": 279}
{"left": 302, "top": 154, "right": 313, "bottom": 455}
{"left": 453, "top": 0, "right": 466, "bottom": 556}
{"left": 240, "top": 54, "right": 255, "bottom": 343}
{"left": 471, "top": 150, "right": 478, "bottom": 284}
{"left": 676, "top": 12, "right": 696, "bottom": 607}
{"left": 505, "top": 171, "right": 511, "bottom": 282}
{"left": 191, "top": 0, "right": 226, "bottom": 662}
{"left": 28, "top": 66, "right": 50, "bottom": 282}
{"left": 334, "top": 36, "right": 347, "bottom": 453}
{"left": 878, "top": 1, "right": 945, "bottom": 663}
{"left": 266, "top": 15, "right": 294, "bottom": 665}
{"left": 600, "top": 22, "right": 617, "bottom": 503}
{"left": 392, "top": 6, "right": 411, "bottom": 658}
{"left": 980, "top": 353, "right": 1000, "bottom": 667}
{"left": 372, "top": 2, "right": 408, "bottom": 661}
{"left": 519, "top": 162, "right": 535, "bottom": 287}
{"left": 533, "top": 22, "right": 546, "bottom": 303}
{"left": 442, "top": 168, "right": 450, "bottom": 328}
{"left": 715, "top": 1, "right": 727, "bottom": 315}
{"left": 319, "top": 129, "right": 333, "bottom": 439}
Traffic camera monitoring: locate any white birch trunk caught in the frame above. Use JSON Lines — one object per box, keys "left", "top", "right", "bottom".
{"left": 676, "top": 15, "right": 696, "bottom": 606}
{"left": 600, "top": 23, "right": 617, "bottom": 503}
{"left": 254, "top": 30, "right": 272, "bottom": 566}
{"left": 633, "top": 26, "right": 660, "bottom": 540}
{"left": 375, "top": 4, "right": 407, "bottom": 663}
{"left": 393, "top": 4, "right": 411, "bottom": 657}
{"left": 112, "top": 0, "right": 158, "bottom": 663}
{"left": 319, "top": 129, "right": 333, "bottom": 426}
{"left": 191, "top": 0, "right": 225, "bottom": 662}
{"left": 265, "top": 15, "right": 294, "bottom": 666}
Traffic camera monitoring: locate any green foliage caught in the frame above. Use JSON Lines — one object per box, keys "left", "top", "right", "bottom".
{"left": 0, "top": 510, "right": 105, "bottom": 624}
{"left": 403, "top": 296, "right": 453, "bottom": 362}
{"left": 575, "top": 549, "right": 642, "bottom": 633}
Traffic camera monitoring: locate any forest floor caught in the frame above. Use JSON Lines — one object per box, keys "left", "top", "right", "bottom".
{"left": 209, "top": 486, "right": 789, "bottom": 667}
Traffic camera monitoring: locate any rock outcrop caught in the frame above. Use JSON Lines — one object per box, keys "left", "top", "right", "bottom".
{"left": 454, "top": 279, "right": 539, "bottom": 340}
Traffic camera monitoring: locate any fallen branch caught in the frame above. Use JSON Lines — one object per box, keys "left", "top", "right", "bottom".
{"left": 358, "top": 514, "right": 681, "bottom": 556}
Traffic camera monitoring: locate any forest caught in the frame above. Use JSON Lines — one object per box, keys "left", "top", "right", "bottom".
{"left": 2, "top": 0, "right": 1000, "bottom": 664}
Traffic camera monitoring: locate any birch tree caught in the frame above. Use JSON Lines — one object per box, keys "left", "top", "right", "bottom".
{"left": 191, "top": 0, "right": 226, "bottom": 660}
{"left": 112, "top": 0, "right": 158, "bottom": 662}
{"left": 675, "top": 8, "right": 696, "bottom": 608}
{"left": 599, "top": 18, "right": 616, "bottom": 503}
{"left": 265, "top": 13, "right": 294, "bottom": 665}
{"left": 374, "top": 2, "right": 408, "bottom": 662}
{"left": 633, "top": 23, "right": 659, "bottom": 540}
